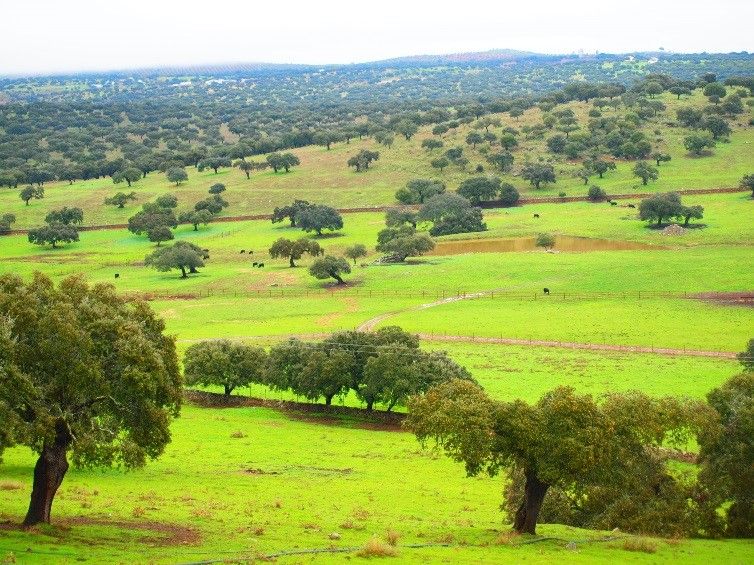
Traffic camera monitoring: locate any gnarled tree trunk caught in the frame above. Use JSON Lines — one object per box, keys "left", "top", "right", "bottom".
{"left": 24, "top": 422, "right": 72, "bottom": 526}
{"left": 513, "top": 470, "right": 549, "bottom": 535}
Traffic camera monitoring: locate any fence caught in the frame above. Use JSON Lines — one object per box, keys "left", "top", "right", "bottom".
{"left": 130, "top": 287, "right": 754, "bottom": 303}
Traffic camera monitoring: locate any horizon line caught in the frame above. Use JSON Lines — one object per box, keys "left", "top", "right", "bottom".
{"left": 2, "top": 47, "right": 752, "bottom": 80}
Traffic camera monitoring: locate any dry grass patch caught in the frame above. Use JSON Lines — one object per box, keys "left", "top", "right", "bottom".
{"left": 0, "top": 482, "right": 23, "bottom": 491}
{"left": 357, "top": 537, "right": 398, "bottom": 558}
{"left": 494, "top": 530, "right": 521, "bottom": 545}
{"left": 385, "top": 529, "right": 400, "bottom": 546}
{"left": 619, "top": 537, "right": 658, "bottom": 553}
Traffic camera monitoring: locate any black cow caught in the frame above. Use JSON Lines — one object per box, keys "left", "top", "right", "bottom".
{"left": 628, "top": 204, "right": 636, "bottom": 209}
{"left": 258, "top": 263, "right": 264, "bottom": 268}
{"left": 240, "top": 250, "right": 245, "bottom": 254}
{"left": 114, "top": 273, "right": 120, "bottom": 279}
{"left": 252, "top": 262, "right": 258, "bottom": 267}
{"left": 533, "top": 213, "right": 540, "bottom": 218}
{"left": 543, "top": 288, "right": 550, "bottom": 295}
{"left": 610, "top": 201, "right": 618, "bottom": 206}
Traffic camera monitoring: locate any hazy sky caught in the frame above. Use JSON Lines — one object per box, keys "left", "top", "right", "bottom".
{"left": 2, "top": 0, "right": 752, "bottom": 76}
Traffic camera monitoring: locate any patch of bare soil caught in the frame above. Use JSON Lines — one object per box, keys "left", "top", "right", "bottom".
{"left": 660, "top": 224, "right": 687, "bottom": 236}
{"left": 185, "top": 390, "right": 404, "bottom": 431}
{"left": 692, "top": 291, "right": 754, "bottom": 307}
{"left": 0, "top": 516, "right": 201, "bottom": 547}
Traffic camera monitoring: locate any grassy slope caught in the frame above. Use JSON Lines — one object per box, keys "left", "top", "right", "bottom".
{"left": 1, "top": 192, "right": 751, "bottom": 352}
{"left": 1, "top": 90, "right": 752, "bottom": 229}
{"left": 0, "top": 91, "right": 753, "bottom": 564}
{"left": 1, "top": 406, "right": 752, "bottom": 564}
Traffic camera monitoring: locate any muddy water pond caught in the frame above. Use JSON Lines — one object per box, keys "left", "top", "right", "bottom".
{"left": 428, "top": 236, "right": 661, "bottom": 256}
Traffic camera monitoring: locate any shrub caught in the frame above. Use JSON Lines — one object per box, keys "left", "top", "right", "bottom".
{"left": 588, "top": 185, "right": 607, "bottom": 202}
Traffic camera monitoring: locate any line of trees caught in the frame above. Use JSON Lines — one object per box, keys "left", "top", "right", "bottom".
{"left": 184, "top": 328, "right": 472, "bottom": 410}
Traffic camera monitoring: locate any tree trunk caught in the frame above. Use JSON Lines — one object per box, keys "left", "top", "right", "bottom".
{"left": 512, "top": 470, "right": 549, "bottom": 535}
{"left": 224, "top": 384, "right": 234, "bottom": 396}
{"left": 289, "top": 256, "right": 296, "bottom": 268}
{"left": 180, "top": 266, "right": 187, "bottom": 278}
{"left": 245, "top": 172, "right": 250, "bottom": 179}
{"left": 325, "top": 394, "right": 333, "bottom": 406}
{"left": 24, "top": 423, "right": 71, "bottom": 526}
{"left": 331, "top": 272, "right": 344, "bottom": 284}
{"left": 365, "top": 400, "right": 374, "bottom": 411}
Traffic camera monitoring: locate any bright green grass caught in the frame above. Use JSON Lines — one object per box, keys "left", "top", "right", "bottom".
{"left": 427, "top": 342, "right": 741, "bottom": 402}
{"left": 195, "top": 341, "right": 741, "bottom": 411}
{"left": 1, "top": 405, "right": 752, "bottom": 564}
{"left": 382, "top": 297, "right": 751, "bottom": 352}
{"left": 1, "top": 197, "right": 751, "bottom": 353}
{"left": 1, "top": 91, "right": 751, "bottom": 229}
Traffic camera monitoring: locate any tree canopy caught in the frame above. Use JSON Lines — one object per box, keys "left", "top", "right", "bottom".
{"left": 183, "top": 340, "right": 267, "bottom": 396}
{"left": 407, "top": 380, "right": 710, "bottom": 535}
{"left": 269, "top": 237, "right": 323, "bottom": 267}
{"left": 395, "top": 179, "right": 446, "bottom": 205}
{"left": 144, "top": 242, "right": 206, "bottom": 278}
{"left": 308, "top": 255, "right": 351, "bottom": 284}
{"left": 297, "top": 205, "right": 343, "bottom": 236}
{"left": 0, "top": 273, "right": 182, "bottom": 525}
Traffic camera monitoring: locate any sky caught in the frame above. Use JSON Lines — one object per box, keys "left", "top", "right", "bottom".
{"left": 1, "top": 0, "right": 752, "bottom": 76}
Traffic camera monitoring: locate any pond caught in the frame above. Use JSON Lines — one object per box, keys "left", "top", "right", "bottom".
{"left": 428, "top": 236, "right": 661, "bottom": 255}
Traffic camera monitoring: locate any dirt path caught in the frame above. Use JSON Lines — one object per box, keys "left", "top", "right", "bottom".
{"left": 417, "top": 334, "right": 737, "bottom": 359}
{"left": 356, "top": 291, "right": 492, "bottom": 331}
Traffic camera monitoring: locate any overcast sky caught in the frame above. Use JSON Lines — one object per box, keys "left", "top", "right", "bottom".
{"left": 2, "top": 0, "right": 752, "bottom": 76}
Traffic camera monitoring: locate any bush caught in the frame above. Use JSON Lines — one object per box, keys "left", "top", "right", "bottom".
{"left": 588, "top": 185, "right": 607, "bottom": 202}
{"left": 535, "top": 233, "right": 555, "bottom": 248}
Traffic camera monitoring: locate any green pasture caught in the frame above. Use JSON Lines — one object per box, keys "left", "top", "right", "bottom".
{"left": 1, "top": 91, "right": 751, "bottom": 229}
{"left": 1, "top": 405, "right": 752, "bottom": 564}
{"left": 0, "top": 193, "right": 751, "bottom": 353}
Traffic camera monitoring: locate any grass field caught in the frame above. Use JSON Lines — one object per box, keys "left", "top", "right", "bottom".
{"left": 0, "top": 89, "right": 753, "bottom": 564}
{"left": 2, "top": 405, "right": 753, "bottom": 564}
{"left": 1, "top": 91, "right": 752, "bottom": 229}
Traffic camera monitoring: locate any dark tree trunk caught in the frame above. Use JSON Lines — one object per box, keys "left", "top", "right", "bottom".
{"left": 24, "top": 423, "right": 72, "bottom": 526}
{"left": 325, "top": 394, "right": 333, "bottom": 406}
{"left": 289, "top": 256, "right": 296, "bottom": 268}
{"left": 245, "top": 172, "right": 250, "bottom": 179}
{"left": 224, "top": 384, "right": 234, "bottom": 396}
{"left": 331, "top": 272, "right": 344, "bottom": 284}
{"left": 365, "top": 400, "right": 374, "bottom": 411}
{"left": 180, "top": 266, "right": 187, "bottom": 278}
{"left": 512, "top": 470, "right": 549, "bottom": 535}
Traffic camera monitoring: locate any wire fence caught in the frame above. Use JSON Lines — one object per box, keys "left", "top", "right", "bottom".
{"left": 129, "top": 287, "right": 754, "bottom": 303}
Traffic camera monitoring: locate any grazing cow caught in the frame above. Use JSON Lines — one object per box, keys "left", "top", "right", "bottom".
{"left": 258, "top": 263, "right": 264, "bottom": 268}
{"left": 543, "top": 288, "right": 550, "bottom": 295}
{"left": 628, "top": 204, "right": 636, "bottom": 209}
{"left": 252, "top": 262, "right": 258, "bottom": 267}
{"left": 610, "top": 201, "right": 618, "bottom": 206}
{"left": 114, "top": 273, "right": 120, "bottom": 279}
{"left": 240, "top": 250, "right": 245, "bottom": 254}
{"left": 533, "top": 213, "right": 540, "bottom": 218}
{"left": 248, "top": 250, "right": 253, "bottom": 254}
